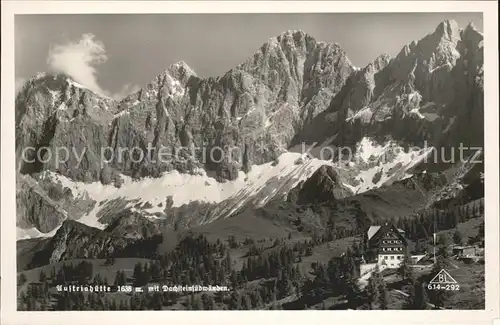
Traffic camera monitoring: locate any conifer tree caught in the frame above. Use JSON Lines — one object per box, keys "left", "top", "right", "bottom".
{"left": 414, "top": 281, "right": 430, "bottom": 310}
{"left": 39, "top": 270, "right": 46, "bottom": 283}
{"left": 229, "top": 291, "right": 242, "bottom": 310}
{"left": 242, "top": 293, "right": 252, "bottom": 310}
{"left": 270, "top": 291, "right": 278, "bottom": 310}
{"left": 201, "top": 293, "right": 215, "bottom": 310}
{"left": 398, "top": 253, "right": 414, "bottom": 282}
{"left": 377, "top": 280, "right": 389, "bottom": 310}
{"left": 18, "top": 273, "right": 27, "bottom": 286}
{"left": 345, "top": 276, "right": 362, "bottom": 309}
{"left": 366, "top": 274, "right": 380, "bottom": 310}
{"left": 453, "top": 230, "right": 463, "bottom": 245}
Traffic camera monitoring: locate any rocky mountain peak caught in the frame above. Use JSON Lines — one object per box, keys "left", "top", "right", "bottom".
{"left": 280, "top": 29, "right": 307, "bottom": 36}
{"left": 34, "top": 71, "right": 49, "bottom": 80}
{"left": 54, "top": 219, "right": 100, "bottom": 238}
{"left": 433, "top": 19, "right": 461, "bottom": 42}
{"left": 239, "top": 29, "right": 315, "bottom": 72}
{"left": 15, "top": 21, "right": 485, "bottom": 246}
{"left": 461, "top": 22, "right": 483, "bottom": 48}
{"left": 166, "top": 60, "right": 197, "bottom": 81}
{"left": 294, "top": 165, "right": 353, "bottom": 204}
{"left": 385, "top": 20, "right": 471, "bottom": 89}
{"left": 104, "top": 211, "right": 161, "bottom": 239}
{"left": 274, "top": 29, "right": 314, "bottom": 45}
{"left": 15, "top": 71, "right": 116, "bottom": 125}
{"left": 464, "top": 21, "right": 479, "bottom": 32}
{"left": 364, "top": 53, "right": 392, "bottom": 73}
{"left": 294, "top": 19, "right": 483, "bottom": 152}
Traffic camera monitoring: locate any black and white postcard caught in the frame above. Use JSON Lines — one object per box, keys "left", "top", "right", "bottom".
{"left": 1, "top": 1, "right": 499, "bottom": 325}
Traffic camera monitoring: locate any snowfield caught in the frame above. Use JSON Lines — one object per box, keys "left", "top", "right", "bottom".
{"left": 34, "top": 152, "right": 335, "bottom": 233}
{"left": 19, "top": 137, "right": 435, "bottom": 240}
{"left": 17, "top": 223, "right": 64, "bottom": 241}
{"left": 342, "top": 137, "right": 434, "bottom": 193}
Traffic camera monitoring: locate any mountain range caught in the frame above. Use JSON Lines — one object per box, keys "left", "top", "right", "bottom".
{"left": 15, "top": 20, "right": 484, "bottom": 269}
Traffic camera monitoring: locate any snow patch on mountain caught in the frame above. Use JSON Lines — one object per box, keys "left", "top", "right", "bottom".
{"left": 410, "top": 108, "right": 425, "bottom": 119}
{"left": 426, "top": 148, "right": 483, "bottom": 205}
{"left": 342, "top": 137, "right": 434, "bottom": 193}
{"left": 356, "top": 137, "right": 390, "bottom": 162}
{"left": 205, "top": 152, "right": 336, "bottom": 222}
{"left": 17, "top": 222, "right": 64, "bottom": 241}
{"left": 113, "top": 110, "right": 130, "bottom": 118}
{"left": 57, "top": 102, "right": 67, "bottom": 111}
{"left": 346, "top": 106, "right": 373, "bottom": 123}
{"left": 17, "top": 227, "right": 46, "bottom": 240}
{"left": 66, "top": 78, "right": 113, "bottom": 101}
{"left": 164, "top": 74, "right": 185, "bottom": 98}
{"left": 48, "top": 89, "right": 60, "bottom": 106}
{"left": 67, "top": 78, "right": 91, "bottom": 92}
{"left": 54, "top": 138, "right": 434, "bottom": 229}
{"left": 40, "top": 152, "right": 335, "bottom": 230}
{"left": 443, "top": 116, "right": 456, "bottom": 133}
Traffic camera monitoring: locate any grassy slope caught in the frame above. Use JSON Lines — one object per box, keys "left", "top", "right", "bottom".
{"left": 16, "top": 165, "right": 485, "bottom": 310}
{"left": 445, "top": 261, "right": 485, "bottom": 309}
{"left": 297, "top": 236, "right": 360, "bottom": 277}
{"left": 189, "top": 213, "right": 293, "bottom": 243}
{"left": 17, "top": 217, "right": 484, "bottom": 310}
{"left": 17, "top": 238, "right": 51, "bottom": 271}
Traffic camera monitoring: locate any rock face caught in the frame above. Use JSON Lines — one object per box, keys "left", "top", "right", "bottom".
{"left": 26, "top": 218, "right": 162, "bottom": 269}
{"left": 104, "top": 211, "right": 162, "bottom": 239}
{"left": 293, "top": 21, "right": 484, "bottom": 152}
{"left": 15, "top": 20, "right": 484, "bottom": 243}
{"left": 16, "top": 31, "right": 355, "bottom": 183}
{"left": 16, "top": 74, "right": 118, "bottom": 180}
{"left": 243, "top": 169, "right": 449, "bottom": 238}
{"left": 291, "top": 165, "right": 353, "bottom": 204}
{"left": 16, "top": 173, "right": 96, "bottom": 233}
{"left": 27, "top": 219, "right": 125, "bottom": 267}
{"left": 16, "top": 175, "right": 68, "bottom": 232}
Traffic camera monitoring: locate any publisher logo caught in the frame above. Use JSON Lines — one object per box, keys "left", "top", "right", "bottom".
{"left": 427, "top": 269, "right": 460, "bottom": 291}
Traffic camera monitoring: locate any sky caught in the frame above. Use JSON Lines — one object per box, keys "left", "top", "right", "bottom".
{"left": 15, "top": 13, "right": 483, "bottom": 99}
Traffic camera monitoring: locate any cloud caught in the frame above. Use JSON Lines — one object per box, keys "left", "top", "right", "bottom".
{"left": 46, "top": 34, "right": 141, "bottom": 101}
{"left": 15, "top": 77, "right": 27, "bottom": 94}
{"left": 112, "top": 83, "right": 141, "bottom": 100}
{"left": 47, "top": 33, "right": 108, "bottom": 95}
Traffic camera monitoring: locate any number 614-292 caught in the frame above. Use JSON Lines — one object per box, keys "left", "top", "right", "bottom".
{"left": 427, "top": 283, "right": 460, "bottom": 291}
